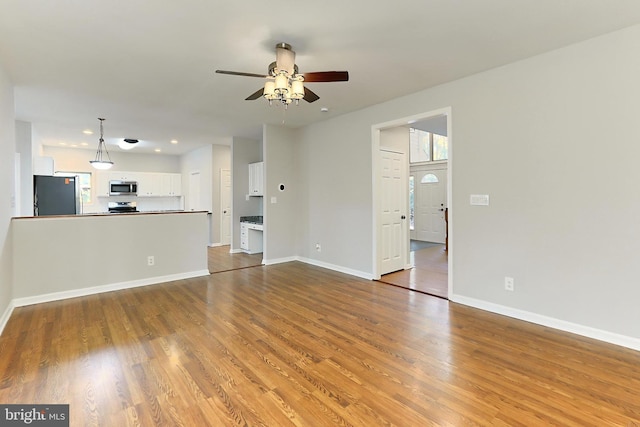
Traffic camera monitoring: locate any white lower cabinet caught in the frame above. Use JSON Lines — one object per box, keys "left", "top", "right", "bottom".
{"left": 240, "top": 222, "right": 263, "bottom": 254}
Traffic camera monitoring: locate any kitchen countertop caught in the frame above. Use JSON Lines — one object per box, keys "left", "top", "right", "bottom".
{"left": 12, "top": 210, "right": 207, "bottom": 220}
{"left": 240, "top": 215, "right": 263, "bottom": 225}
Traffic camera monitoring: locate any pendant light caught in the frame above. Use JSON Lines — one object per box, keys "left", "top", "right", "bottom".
{"left": 89, "top": 117, "right": 114, "bottom": 170}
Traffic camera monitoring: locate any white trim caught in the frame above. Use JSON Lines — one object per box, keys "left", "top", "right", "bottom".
{"left": 371, "top": 107, "right": 453, "bottom": 297}
{"left": 263, "top": 255, "right": 373, "bottom": 280}
{"left": 451, "top": 294, "right": 640, "bottom": 352}
{"left": 209, "top": 242, "right": 223, "bottom": 247}
{"left": 0, "top": 302, "right": 15, "bottom": 336}
{"left": 229, "top": 248, "right": 243, "bottom": 254}
{"left": 12, "top": 270, "right": 211, "bottom": 308}
{"left": 263, "top": 256, "right": 297, "bottom": 266}
{"left": 297, "top": 257, "right": 374, "bottom": 280}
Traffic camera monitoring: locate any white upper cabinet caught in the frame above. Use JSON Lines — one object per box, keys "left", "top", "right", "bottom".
{"left": 138, "top": 173, "right": 182, "bottom": 197}
{"left": 249, "top": 162, "right": 264, "bottom": 196}
{"left": 95, "top": 171, "right": 182, "bottom": 197}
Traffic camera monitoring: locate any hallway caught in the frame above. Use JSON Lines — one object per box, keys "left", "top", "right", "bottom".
{"left": 208, "top": 245, "right": 262, "bottom": 273}
{"left": 377, "top": 243, "right": 448, "bottom": 298}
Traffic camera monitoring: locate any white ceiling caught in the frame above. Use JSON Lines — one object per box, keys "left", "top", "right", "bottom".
{"left": 2, "top": 1, "right": 640, "bottom": 156}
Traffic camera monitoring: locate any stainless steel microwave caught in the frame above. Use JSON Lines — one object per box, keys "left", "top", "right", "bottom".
{"left": 109, "top": 180, "right": 138, "bottom": 196}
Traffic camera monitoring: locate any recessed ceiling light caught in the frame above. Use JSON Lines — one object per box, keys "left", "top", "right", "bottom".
{"left": 59, "top": 142, "right": 67, "bottom": 146}
{"left": 170, "top": 139, "right": 178, "bottom": 144}
{"left": 80, "top": 142, "right": 88, "bottom": 146}
{"left": 155, "top": 148, "right": 161, "bottom": 153}
{"left": 82, "top": 129, "right": 93, "bottom": 135}
{"left": 320, "top": 107, "right": 329, "bottom": 113}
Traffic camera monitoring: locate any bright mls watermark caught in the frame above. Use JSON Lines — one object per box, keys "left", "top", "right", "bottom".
{"left": 0, "top": 405, "right": 69, "bottom": 426}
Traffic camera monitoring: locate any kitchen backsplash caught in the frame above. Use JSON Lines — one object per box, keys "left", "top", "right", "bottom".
{"left": 82, "top": 196, "right": 183, "bottom": 214}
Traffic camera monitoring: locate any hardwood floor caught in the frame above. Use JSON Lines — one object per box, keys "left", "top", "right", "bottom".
{"left": 378, "top": 244, "right": 448, "bottom": 298}
{"left": 208, "top": 245, "right": 263, "bottom": 273}
{"left": 1, "top": 262, "right": 639, "bottom": 426}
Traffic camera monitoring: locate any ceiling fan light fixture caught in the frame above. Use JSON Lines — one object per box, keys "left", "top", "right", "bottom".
{"left": 216, "top": 42, "right": 348, "bottom": 107}
{"left": 275, "top": 43, "right": 295, "bottom": 75}
{"left": 89, "top": 117, "right": 114, "bottom": 170}
{"left": 291, "top": 80, "right": 304, "bottom": 100}
{"left": 264, "top": 81, "right": 276, "bottom": 99}
{"left": 274, "top": 73, "right": 289, "bottom": 94}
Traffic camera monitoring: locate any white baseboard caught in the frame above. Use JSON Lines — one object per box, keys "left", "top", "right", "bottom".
{"left": 12, "top": 270, "right": 211, "bottom": 308}
{"left": 296, "top": 257, "right": 374, "bottom": 280}
{"left": 229, "top": 248, "right": 243, "bottom": 254}
{"left": 263, "top": 256, "right": 297, "bottom": 266}
{"left": 451, "top": 294, "right": 640, "bottom": 352}
{"left": 0, "top": 302, "right": 15, "bottom": 337}
{"left": 261, "top": 255, "right": 374, "bottom": 280}
{"left": 209, "top": 242, "right": 223, "bottom": 247}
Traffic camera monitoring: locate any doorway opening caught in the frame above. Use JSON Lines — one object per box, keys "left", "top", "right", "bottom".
{"left": 372, "top": 107, "right": 452, "bottom": 299}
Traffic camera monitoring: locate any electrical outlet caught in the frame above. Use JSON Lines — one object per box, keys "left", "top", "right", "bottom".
{"left": 315, "top": 243, "right": 321, "bottom": 252}
{"left": 147, "top": 255, "right": 155, "bottom": 266}
{"left": 504, "top": 276, "right": 514, "bottom": 291}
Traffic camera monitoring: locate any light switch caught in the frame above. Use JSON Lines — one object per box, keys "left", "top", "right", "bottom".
{"left": 271, "top": 196, "right": 277, "bottom": 204}
{"left": 470, "top": 194, "right": 489, "bottom": 206}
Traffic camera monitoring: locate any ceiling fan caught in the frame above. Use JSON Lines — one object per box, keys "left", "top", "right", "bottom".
{"left": 215, "top": 43, "right": 349, "bottom": 106}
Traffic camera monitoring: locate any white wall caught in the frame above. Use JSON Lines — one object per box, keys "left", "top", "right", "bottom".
{"left": 297, "top": 113, "right": 374, "bottom": 277}
{"left": 0, "top": 62, "right": 15, "bottom": 332}
{"left": 297, "top": 24, "right": 640, "bottom": 346}
{"left": 15, "top": 120, "right": 32, "bottom": 216}
{"left": 263, "top": 124, "right": 298, "bottom": 262}
{"left": 380, "top": 126, "right": 409, "bottom": 153}
{"left": 43, "top": 145, "right": 181, "bottom": 173}
{"left": 12, "top": 212, "right": 209, "bottom": 303}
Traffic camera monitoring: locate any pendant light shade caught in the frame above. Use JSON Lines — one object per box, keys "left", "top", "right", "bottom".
{"left": 89, "top": 117, "right": 114, "bottom": 170}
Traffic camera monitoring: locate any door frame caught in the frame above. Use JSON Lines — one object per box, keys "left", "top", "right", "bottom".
{"left": 220, "top": 168, "right": 231, "bottom": 246}
{"left": 371, "top": 107, "right": 453, "bottom": 299}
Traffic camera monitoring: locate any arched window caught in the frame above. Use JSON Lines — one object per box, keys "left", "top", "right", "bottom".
{"left": 420, "top": 173, "right": 439, "bottom": 184}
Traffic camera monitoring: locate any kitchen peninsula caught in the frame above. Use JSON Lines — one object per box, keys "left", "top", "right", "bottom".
{"left": 11, "top": 211, "right": 209, "bottom": 306}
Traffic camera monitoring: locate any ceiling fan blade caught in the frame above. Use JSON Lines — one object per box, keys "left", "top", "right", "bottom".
{"left": 245, "top": 88, "right": 264, "bottom": 100}
{"left": 215, "top": 70, "right": 268, "bottom": 78}
{"left": 302, "top": 71, "right": 349, "bottom": 83}
{"left": 303, "top": 87, "right": 320, "bottom": 103}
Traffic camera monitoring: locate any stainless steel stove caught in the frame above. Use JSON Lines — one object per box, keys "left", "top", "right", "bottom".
{"left": 108, "top": 201, "right": 138, "bottom": 213}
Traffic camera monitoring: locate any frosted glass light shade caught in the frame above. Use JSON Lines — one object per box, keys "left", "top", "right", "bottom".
{"left": 264, "top": 81, "right": 276, "bottom": 99}
{"left": 90, "top": 160, "right": 114, "bottom": 170}
{"left": 291, "top": 80, "right": 304, "bottom": 99}
{"left": 275, "top": 74, "right": 288, "bottom": 94}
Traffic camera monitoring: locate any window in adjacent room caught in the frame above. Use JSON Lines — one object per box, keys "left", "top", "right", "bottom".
{"left": 409, "top": 175, "right": 415, "bottom": 230}
{"left": 420, "top": 173, "right": 439, "bottom": 184}
{"left": 409, "top": 128, "right": 448, "bottom": 163}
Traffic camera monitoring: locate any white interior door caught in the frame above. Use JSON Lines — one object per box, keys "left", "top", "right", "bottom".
{"left": 187, "top": 171, "right": 201, "bottom": 211}
{"left": 220, "top": 169, "right": 231, "bottom": 245}
{"left": 380, "top": 149, "right": 407, "bottom": 275}
{"left": 415, "top": 167, "right": 447, "bottom": 243}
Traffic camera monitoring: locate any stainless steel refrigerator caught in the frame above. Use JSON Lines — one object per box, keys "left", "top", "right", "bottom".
{"left": 33, "top": 175, "right": 80, "bottom": 216}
